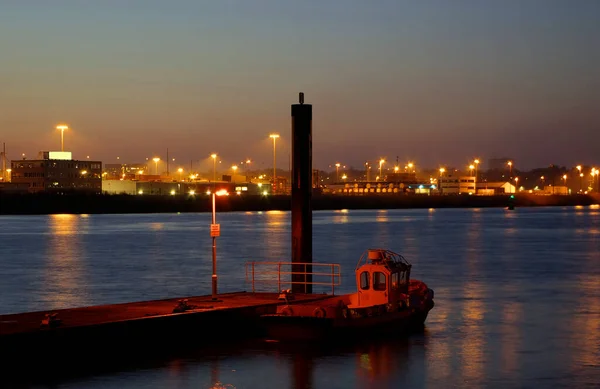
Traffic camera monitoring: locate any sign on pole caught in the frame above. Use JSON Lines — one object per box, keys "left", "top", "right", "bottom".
{"left": 210, "top": 223, "right": 220, "bottom": 237}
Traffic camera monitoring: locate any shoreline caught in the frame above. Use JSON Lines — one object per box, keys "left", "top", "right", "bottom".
{"left": 1, "top": 193, "right": 598, "bottom": 215}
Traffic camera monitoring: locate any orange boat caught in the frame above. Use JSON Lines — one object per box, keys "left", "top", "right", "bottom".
{"left": 259, "top": 249, "right": 434, "bottom": 341}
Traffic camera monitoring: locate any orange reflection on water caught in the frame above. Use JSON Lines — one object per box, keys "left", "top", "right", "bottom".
{"left": 266, "top": 210, "right": 286, "bottom": 227}
{"left": 375, "top": 210, "right": 388, "bottom": 223}
{"left": 460, "top": 281, "right": 485, "bottom": 384}
{"left": 42, "top": 214, "right": 89, "bottom": 309}
{"left": 332, "top": 209, "right": 349, "bottom": 224}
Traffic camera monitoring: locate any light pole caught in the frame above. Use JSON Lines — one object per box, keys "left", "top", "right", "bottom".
{"left": 178, "top": 167, "right": 183, "bottom": 182}
{"left": 507, "top": 161, "right": 513, "bottom": 178}
{"left": 365, "top": 162, "right": 370, "bottom": 182}
{"left": 269, "top": 134, "right": 279, "bottom": 193}
{"left": 153, "top": 157, "right": 160, "bottom": 175}
{"left": 514, "top": 177, "right": 519, "bottom": 193}
{"left": 56, "top": 124, "right": 68, "bottom": 152}
{"left": 562, "top": 174, "right": 567, "bottom": 194}
{"left": 379, "top": 159, "right": 385, "bottom": 181}
{"left": 439, "top": 167, "right": 445, "bottom": 194}
{"left": 211, "top": 153, "right": 217, "bottom": 182}
{"left": 576, "top": 165, "right": 582, "bottom": 192}
{"left": 474, "top": 159, "right": 480, "bottom": 191}
{"left": 335, "top": 163, "right": 340, "bottom": 182}
{"left": 210, "top": 188, "right": 229, "bottom": 301}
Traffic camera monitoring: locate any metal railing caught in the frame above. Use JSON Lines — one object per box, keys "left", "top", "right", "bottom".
{"left": 245, "top": 261, "right": 342, "bottom": 295}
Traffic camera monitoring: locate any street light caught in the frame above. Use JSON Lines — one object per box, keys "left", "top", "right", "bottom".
{"left": 439, "top": 167, "right": 446, "bottom": 194}
{"left": 56, "top": 124, "right": 68, "bottom": 152}
{"left": 269, "top": 134, "right": 279, "bottom": 193}
{"left": 365, "top": 162, "right": 370, "bottom": 182}
{"left": 211, "top": 153, "right": 217, "bottom": 182}
{"left": 178, "top": 167, "right": 183, "bottom": 181}
{"left": 576, "top": 165, "right": 582, "bottom": 192}
{"left": 407, "top": 162, "right": 414, "bottom": 173}
{"left": 379, "top": 159, "right": 385, "bottom": 181}
{"left": 507, "top": 161, "right": 513, "bottom": 178}
{"left": 153, "top": 157, "right": 160, "bottom": 175}
{"left": 514, "top": 177, "right": 519, "bottom": 193}
{"left": 562, "top": 174, "right": 568, "bottom": 194}
{"left": 474, "top": 159, "right": 480, "bottom": 191}
{"left": 335, "top": 163, "right": 340, "bottom": 182}
{"left": 210, "top": 188, "right": 229, "bottom": 301}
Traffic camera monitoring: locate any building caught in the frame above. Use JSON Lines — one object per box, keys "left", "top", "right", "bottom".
{"left": 104, "top": 163, "right": 148, "bottom": 179}
{"left": 10, "top": 151, "right": 102, "bottom": 193}
{"left": 476, "top": 182, "right": 516, "bottom": 195}
{"left": 439, "top": 175, "right": 476, "bottom": 194}
{"left": 102, "top": 180, "right": 271, "bottom": 196}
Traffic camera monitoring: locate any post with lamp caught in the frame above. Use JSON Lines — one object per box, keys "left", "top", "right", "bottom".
{"left": 209, "top": 188, "right": 228, "bottom": 301}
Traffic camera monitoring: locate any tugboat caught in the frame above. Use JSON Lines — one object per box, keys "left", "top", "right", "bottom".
{"left": 260, "top": 249, "right": 434, "bottom": 341}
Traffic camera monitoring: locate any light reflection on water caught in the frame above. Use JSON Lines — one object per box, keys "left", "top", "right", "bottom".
{"left": 1, "top": 207, "right": 599, "bottom": 388}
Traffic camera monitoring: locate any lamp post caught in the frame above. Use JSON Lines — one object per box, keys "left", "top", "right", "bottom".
{"left": 335, "top": 163, "right": 340, "bottom": 182}
{"left": 210, "top": 153, "right": 217, "bottom": 182}
{"left": 56, "top": 124, "right": 68, "bottom": 152}
{"left": 507, "top": 161, "right": 513, "bottom": 178}
{"left": 269, "top": 134, "right": 279, "bottom": 193}
{"left": 439, "top": 167, "right": 445, "bottom": 194}
{"left": 474, "top": 159, "right": 480, "bottom": 191}
{"left": 576, "top": 165, "right": 582, "bottom": 192}
{"left": 209, "top": 188, "right": 228, "bottom": 301}
{"left": 514, "top": 177, "right": 519, "bottom": 193}
{"left": 365, "top": 162, "right": 370, "bottom": 182}
{"left": 562, "top": 174, "right": 567, "bottom": 194}
{"left": 178, "top": 168, "right": 183, "bottom": 182}
{"left": 153, "top": 157, "right": 160, "bottom": 175}
{"left": 379, "top": 159, "right": 385, "bottom": 181}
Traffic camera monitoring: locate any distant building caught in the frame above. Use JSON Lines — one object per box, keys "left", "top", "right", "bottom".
{"left": 104, "top": 163, "right": 148, "bottom": 179}
{"left": 476, "top": 182, "right": 515, "bottom": 195}
{"left": 439, "top": 175, "right": 476, "bottom": 194}
{"left": 10, "top": 151, "right": 102, "bottom": 193}
{"left": 102, "top": 180, "right": 271, "bottom": 196}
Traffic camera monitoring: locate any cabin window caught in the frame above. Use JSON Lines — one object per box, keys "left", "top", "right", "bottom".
{"left": 373, "top": 272, "right": 386, "bottom": 291}
{"left": 360, "top": 271, "right": 370, "bottom": 290}
{"left": 391, "top": 272, "right": 399, "bottom": 289}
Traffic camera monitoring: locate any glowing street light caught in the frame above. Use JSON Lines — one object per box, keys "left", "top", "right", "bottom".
{"left": 576, "top": 165, "right": 582, "bottom": 192}
{"left": 562, "top": 174, "right": 568, "bottom": 194}
{"left": 178, "top": 167, "right": 183, "bottom": 181}
{"left": 211, "top": 153, "right": 217, "bottom": 182}
{"left": 507, "top": 161, "right": 513, "bottom": 177}
{"left": 439, "top": 167, "right": 446, "bottom": 194}
{"left": 365, "top": 162, "right": 370, "bottom": 182}
{"left": 335, "top": 163, "right": 341, "bottom": 182}
{"left": 514, "top": 177, "right": 519, "bottom": 193}
{"left": 407, "top": 162, "right": 414, "bottom": 172}
{"left": 379, "top": 159, "right": 385, "bottom": 181}
{"left": 269, "top": 134, "right": 279, "bottom": 192}
{"left": 56, "top": 124, "right": 68, "bottom": 152}
{"left": 153, "top": 157, "right": 160, "bottom": 175}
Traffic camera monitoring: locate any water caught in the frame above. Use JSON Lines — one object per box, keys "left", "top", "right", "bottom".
{"left": 1, "top": 207, "right": 599, "bottom": 388}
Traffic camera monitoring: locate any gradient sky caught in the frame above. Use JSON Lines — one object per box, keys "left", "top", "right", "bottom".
{"left": 1, "top": 0, "right": 599, "bottom": 172}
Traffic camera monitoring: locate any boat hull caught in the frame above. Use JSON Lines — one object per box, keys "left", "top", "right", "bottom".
{"left": 261, "top": 302, "right": 433, "bottom": 342}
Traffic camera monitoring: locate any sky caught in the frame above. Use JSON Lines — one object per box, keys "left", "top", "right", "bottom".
{"left": 1, "top": 0, "right": 599, "bottom": 172}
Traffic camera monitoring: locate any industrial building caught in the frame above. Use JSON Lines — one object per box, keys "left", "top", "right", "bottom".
{"left": 102, "top": 180, "right": 272, "bottom": 196}
{"left": 10, "top": 151, "right": 102, "bottom": 193}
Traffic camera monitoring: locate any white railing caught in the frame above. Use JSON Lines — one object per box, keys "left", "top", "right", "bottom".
{"left": 244, "top": 261, "right": 342, "bottom": 295}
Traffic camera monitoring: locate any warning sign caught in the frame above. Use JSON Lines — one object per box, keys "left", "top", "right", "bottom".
{"left": 210, "top": 224, "right": 220, "bottom": 237}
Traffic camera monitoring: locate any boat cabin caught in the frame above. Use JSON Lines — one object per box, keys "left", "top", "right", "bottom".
{"left": 348, "top": 249, "right": 412, "bottom": 309}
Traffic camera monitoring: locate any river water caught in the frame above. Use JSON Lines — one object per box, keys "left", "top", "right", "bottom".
{"left": 0, "top": 207, "right": 599, "bottom": 388}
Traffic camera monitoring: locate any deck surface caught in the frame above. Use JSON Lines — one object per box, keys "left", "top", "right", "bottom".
{"left": 0, "top": 292, "right": 330, "bottom": 336}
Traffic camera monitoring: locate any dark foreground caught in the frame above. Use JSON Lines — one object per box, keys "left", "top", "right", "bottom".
{"left": 1, "top": 192, "right": 598, "bottom": 215}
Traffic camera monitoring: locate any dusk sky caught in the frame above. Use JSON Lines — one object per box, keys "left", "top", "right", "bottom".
{"left": 1, "top": 1, "right": 599, "bottom": 172}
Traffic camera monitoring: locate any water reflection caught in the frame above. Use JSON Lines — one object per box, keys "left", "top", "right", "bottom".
{"left": 42, "top": 214, "right": 89, "bottom": 309}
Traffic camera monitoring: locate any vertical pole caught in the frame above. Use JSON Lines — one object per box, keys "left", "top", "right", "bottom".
{"left": 212, "top": 192, "right": 217, "bottom": 300}
{"left": 291, "top": 92, "right": 313, "bottom": 294}
{"left": 331, "top": 264, "right": 334, "bottom": 295}
{"left": 273, "top": 137, "right": 277, "bottom": 194}
{"left": 278, "top": 263, "right": 281, "bottom": 292}
{"left": 252, "top": 262, "right": 255, "bottom": 293}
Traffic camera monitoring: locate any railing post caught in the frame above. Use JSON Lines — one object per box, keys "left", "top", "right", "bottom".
{"left": 331, "top": 264, "right": 335, "bottom": 295}
{"left": 278, "top": 262, "right": 281, "bottom": 292}
{"left": 304, "top": 263, "right": 307, "bottom": 294}
{"left": 252, "top": 262, "right": 255, "bottom": 293}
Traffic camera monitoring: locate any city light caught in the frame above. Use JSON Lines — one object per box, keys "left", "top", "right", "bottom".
{"left": 56, "top": 124, "right": 68, "bottom": 152}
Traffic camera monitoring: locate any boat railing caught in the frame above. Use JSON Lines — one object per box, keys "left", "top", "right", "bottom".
{"left": 244, "top": 261, "right": 342, "bottom": 295}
